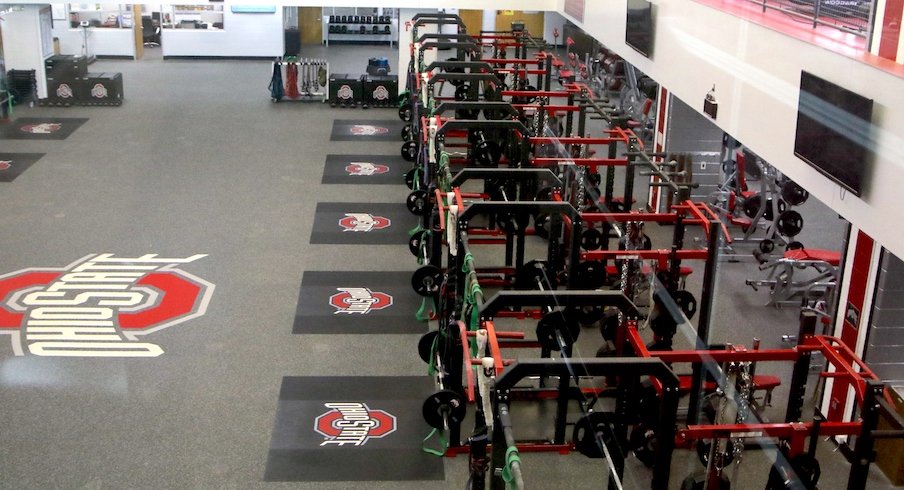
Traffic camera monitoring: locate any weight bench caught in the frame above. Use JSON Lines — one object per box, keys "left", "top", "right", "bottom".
{"left": 746, "top": 248, "right": 839, "bottom": 306}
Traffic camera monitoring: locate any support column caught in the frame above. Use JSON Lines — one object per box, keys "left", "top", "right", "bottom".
{"left": 823, "top": 227, "right": 882, "bottom": 424}
{"left": 648, "top": 86, "right": 670, "bottom": 212}
{"left": 481, "top": 10, "right": 495, "bottom": 34}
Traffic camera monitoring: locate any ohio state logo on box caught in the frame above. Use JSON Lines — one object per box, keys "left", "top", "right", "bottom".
{"left": 338, "top": 213, "right": 391, "bottom": 232}
{"left": 373, "top": 86, "right": 390, "bottom": 101}
{"left": 337, "top": 85, "right": 353, "bottom": 100}
{"left": 329, "top": 287, "right": 392, "bottom": 314}
{"left": 345, "top": 162, "right": 389, "bottom": 176}
{"left": 20, "top": 123, "right": 62, "bottom": 134}
{"left": 314, "top": 402, "right": 397, "bottom": 446}
{"left": 91, "top": 83, "right": 109, "bottom": 99}
{"left": 0, "top": 254, "right": 214, "bottom": 357}
{"left": 56, "top": 84, "right": 74, "bottom": 98}
{"left": 350, "top": 125, "right": 388, "bottom": 136}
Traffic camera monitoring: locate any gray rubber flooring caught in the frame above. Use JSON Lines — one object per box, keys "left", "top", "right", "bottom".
{"left": 0, "top": 44, "right": 898, "bottom": 489}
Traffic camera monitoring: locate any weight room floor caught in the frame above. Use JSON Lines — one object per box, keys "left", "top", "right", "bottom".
{"left": 0, "top": 44, "right": 896, "bottom": 489}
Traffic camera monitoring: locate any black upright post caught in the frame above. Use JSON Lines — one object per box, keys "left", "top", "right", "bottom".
{"left": 847, "top": 381, "right": 884, "bottom": 490}
{"left": 652, "top": 380, "right": 679, "bottom": 490}
{"left": 784, "top": 311, "right": 817, "bottom": 422}
{"left": 687, "top": 220, "right": 721, "bottom": 424}
{"left": 564, "top": 92, "right": 575, "bottom": 138}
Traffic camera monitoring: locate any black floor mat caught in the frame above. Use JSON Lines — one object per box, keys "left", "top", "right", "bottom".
{"left": 0, "top": 118, "right": 88, "bottom": 140}
{"left": 293, "top": 271, "right": 426, "bottom": 334}
{"left": 264, "top": 376, "right": 444, "bottom": 482}
{"left": 310, "top": 202, "right": 416, "bottom": 245}
{"left": 321, "top": 154, "right": 408, "bottom": 185}
{"left": 0, "top": 153, "right": 44, "bottom": 182}
{"left": 330, "top": 119, "right": 405, "bottom": 141}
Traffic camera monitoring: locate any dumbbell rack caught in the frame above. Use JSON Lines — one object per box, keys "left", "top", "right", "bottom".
{"left": 325, "top": 15, "right": 394, "bottom": 46}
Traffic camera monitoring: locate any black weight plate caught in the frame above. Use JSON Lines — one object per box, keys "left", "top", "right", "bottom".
{"left": 759, "top": 239, "right": 775, "bottom": 254}
{"left": 404, "top": 167, "right": 418, "bottom": 190}
{"left": 401, "top": 124, "right": 413, "bottom": 142}
{"left": 515, "top": 260, "right": 551, "bottom": 290}
{"left": 742, "top": 194, "right": 762, "bottom": 219}
{"left": 535, "top": 186, "right": 554, "bottom": 202}
{"left": 787, "top": 241, "right": 804, "bottom": 251}
{"left": 422, "top": 390, "right": 466, "bottom": 430}
{"left": 412, "top": 264, "right": 443, "bottom": 296}
{"left": 573, "top": 260, "right": 607, "bottom": 290}
{"left": 418, "top": 330, "right": 439, "bottom": 364}
{"left": 629, "top": 423, "right": 657, "bottom": 467}
{"left": 454, "top": 84, "right": 471, "bottom": 101}
{"left": 409, "top": 229, "right": 428, "bottom": 257}
{"left": 776, "top": 210, "right": 804, "bottom": 237}
{"left": 401, "top": 140, "right": 418, "bottom": 162}
{"left": 398, "top": 104, "right": 413, "bottom": 122}
{"left": 572, "top": 412, "right": 622, "bottom": 459}
{"left": 789, "top": 453, "right": 821, "bottom": 488}
{"left": 581, "top": 228, "right": 603, "bottom": 251}
{"left": 696, "top": 439, "right": 734, "bottom": 468}
{"left": 406, "top": 189, "right": 430, "bottom": 216}
{"left": 534, "top": 213, "right": 551, "bottom": 239}
{"left": 535, "top": 309, "right": 580, "bottom": 351}
{"left": 474, "top": 140, "right": 500, "bottom": 166}
{"left": 781, "top": 181, "right": 810, "bottom": 206}
{"left": 672, "top": 290, "right": 697, "bottom": 320}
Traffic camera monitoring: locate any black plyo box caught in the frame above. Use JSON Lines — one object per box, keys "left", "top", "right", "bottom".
{"left": 44, "top": 55, "right": 88, "bottom": 79}
{"left": 328, "top": 73, "right": 362, "bottom": 106}
{"left": 363, "top": 75, "right": 398, "bottom": 107}
{"left": 82, "top": 72, "right": 123, "bottom": 106}
{"left": 45, "top": 78, "right": 82, "bottom": 106}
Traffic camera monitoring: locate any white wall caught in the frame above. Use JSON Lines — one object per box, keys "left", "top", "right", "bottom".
{"left": 0, "top": 6, "right": 48, "bottom": 98}
{"left": 52, "top": 26, "right": 136, "bottom": 58}
{"left": 560, "top": 0, "right": 904, "bottom": 260}
{"left": 162, "top": 9, "right": 283, "bottom": 58}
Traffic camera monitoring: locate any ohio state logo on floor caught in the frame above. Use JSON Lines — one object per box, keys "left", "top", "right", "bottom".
{"left": 350, "top": 125, "right": 388, "bottom": 136}
{"left": 0, "top": 161, "right": 11, "bottom": 171}
{"left": 338, "top": 213, "right": 391, "bottom": 232}
{"left": 329, "top": 287, "right": 392, "bottom": 314}
{"left": 345, "top": 162, "right": 389, "bottom": 176}
{"left": 20, "top": 123, "right": 62, "bottom": 134}
{"left": 314, "top": 402, "right": 397, "bottom": 446}
{"left": 0, "top": 254, "right": 214, "bottom": 357}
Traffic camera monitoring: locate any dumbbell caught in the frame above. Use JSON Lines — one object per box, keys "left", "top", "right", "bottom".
{"left": 471, "top": 131, "right": 501, "bottom": 166}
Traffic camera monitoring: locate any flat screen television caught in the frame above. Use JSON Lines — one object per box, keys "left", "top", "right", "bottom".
{"left": 626, "top": 0, "right": 653, "bottom": 58}
{"left": 794, "top": 71, "right": 873, "bottom": 197}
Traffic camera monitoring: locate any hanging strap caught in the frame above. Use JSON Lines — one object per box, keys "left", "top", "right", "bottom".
{"left": 416, "top": 296, "right": 436, "bottom": 322}
{"left": 421, "top": 428, "right": 448, "bottom": 457}
{"left": 501, "top": 446, "right": 522, "bottom": 485}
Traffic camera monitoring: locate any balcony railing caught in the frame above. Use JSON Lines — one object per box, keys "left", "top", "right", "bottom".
{"left": 747, "top": 0, "right": 873, "bottom": 37}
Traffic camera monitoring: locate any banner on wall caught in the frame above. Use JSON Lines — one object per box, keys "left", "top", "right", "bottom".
{"left": 564, "top": 0, "right": 585, "bottom": 22}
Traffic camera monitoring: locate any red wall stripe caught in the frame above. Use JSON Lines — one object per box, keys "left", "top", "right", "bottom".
{"left": 827, "top": 230, "right": 875, "bottom": 421}
{"left": 878, "top": 0, "right": 904, "bottom": 60}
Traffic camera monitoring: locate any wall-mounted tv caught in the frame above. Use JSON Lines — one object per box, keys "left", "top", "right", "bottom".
{"left": 626, "top": 0, "right": 653, "bottom": 58}
{"left": 794, "top": 71, "right": 873, "bottom": 197}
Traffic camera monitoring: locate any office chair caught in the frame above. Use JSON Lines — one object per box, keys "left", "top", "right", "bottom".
{"left": 142, "top": 17, "right": 160, "bottom": 46}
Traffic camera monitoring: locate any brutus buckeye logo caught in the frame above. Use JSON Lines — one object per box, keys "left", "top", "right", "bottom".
{"left": 0, "top": 254, "right": 214, "bottom": 357}
{"left": 0, "top": 161, "right": 11, "bottom": 171}
{"left": 337, "top": 84, "right": 353, "bottom": 100}
{"left": 329, "top": 287, "right": 392, "bottom": 314}
{"left": 20, "top": 123, "right": 62, "bottom": 134}
{"left": 91, "top": 83, "right": 109, "bottom": 99}
{"left": 373, "top": 86, "right": 390, "bottom": 101}
{"left": 350, "top": 125, "right": 389, "bottom": 136}
{"left": 338, "top": 213, "right": 391, "bottom": 232}
{"left": 345, "top": 162, "right": 390, "bottom": 176}
{"left": 56, "top": 84, "right": 74, "bottom": 98}
{"left": 314, "top": 402, "right": 397, "bottom": 447}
